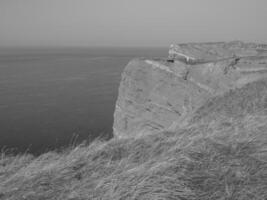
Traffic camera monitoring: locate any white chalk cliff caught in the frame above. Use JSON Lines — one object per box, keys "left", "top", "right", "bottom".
{"left": 113, "top": 41, "right": 267, "bottom": 138}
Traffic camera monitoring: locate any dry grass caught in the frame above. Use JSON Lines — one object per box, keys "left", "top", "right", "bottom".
{"left": 0, "top": 80, "right": 267, "bottom": 200}
{"left": 191, "top": 79, "right": 267, "bottom": 124}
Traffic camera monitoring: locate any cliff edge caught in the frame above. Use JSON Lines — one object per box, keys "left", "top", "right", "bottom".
{"left": 1, "top": 42, "right": 267, "bottom": 199}
{"left": 113, "top": 41, "right": 267, "bottom": 138}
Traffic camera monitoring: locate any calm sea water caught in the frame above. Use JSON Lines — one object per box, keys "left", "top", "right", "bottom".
{"left": 0, "top": 47, "right": 166, "bottom": 154}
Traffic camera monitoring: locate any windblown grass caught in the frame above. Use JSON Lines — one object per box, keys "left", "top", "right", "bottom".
{"left": 0, "top": 80, "right": 267, "bottom": 200}
{"left": 191, "top": 79, "right": 267, "bottom": 124}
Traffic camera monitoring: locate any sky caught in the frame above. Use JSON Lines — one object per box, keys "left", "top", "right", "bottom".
{"left": 0, "top": 0, "right": 267, "bottom": 47}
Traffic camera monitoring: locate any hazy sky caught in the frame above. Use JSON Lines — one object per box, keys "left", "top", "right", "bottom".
{"left": 1, "top": 0, "right": 267, "bottom": 47}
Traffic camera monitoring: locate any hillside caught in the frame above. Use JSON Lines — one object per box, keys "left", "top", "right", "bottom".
{"left": 113, "top": 41, "right": 267, "bottom": 138}
{"left": 0, "top": 79, "right": 267, "bottom": 200}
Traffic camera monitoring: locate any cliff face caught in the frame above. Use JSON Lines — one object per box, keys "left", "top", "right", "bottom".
{"left": 113, "top": 41, "right": 267, "bottom": 138}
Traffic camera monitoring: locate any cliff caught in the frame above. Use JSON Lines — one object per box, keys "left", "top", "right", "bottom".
{"left": 113, "top": 41, "right": 267, "bottom": 138}
{"left": 1, "top": 42, "right": 267, "bottom": 199}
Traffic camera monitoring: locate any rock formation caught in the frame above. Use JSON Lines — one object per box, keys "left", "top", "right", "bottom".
{"left": 113, "top": 41, "right": 267, "bottom": 138}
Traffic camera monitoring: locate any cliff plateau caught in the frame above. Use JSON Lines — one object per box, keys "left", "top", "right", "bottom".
{"left": 113, "top": 41, "right": 267, "bottom": 138}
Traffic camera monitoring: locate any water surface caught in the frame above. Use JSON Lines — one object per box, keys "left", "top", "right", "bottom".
{"left": 0, "top": 47, "right": 166, "bottom": 154}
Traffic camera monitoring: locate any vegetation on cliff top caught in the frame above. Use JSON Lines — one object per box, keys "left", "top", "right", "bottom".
{"left": 0, "top": 80, "right": 267, "bottom": 200}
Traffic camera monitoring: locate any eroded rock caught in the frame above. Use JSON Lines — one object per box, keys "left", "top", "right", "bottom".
{"left": 113, "top": 42, "right": 267, "bottom": 138}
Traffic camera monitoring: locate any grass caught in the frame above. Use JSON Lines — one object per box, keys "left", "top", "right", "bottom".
{"left": 0, "top": 80, "right": 267, "bottom": 200}
{"left": 190, "top": 79, "right": 267, "bottom": 124}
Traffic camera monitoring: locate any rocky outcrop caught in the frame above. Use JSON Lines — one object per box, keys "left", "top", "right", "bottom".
{"left": 113, "top": 41, "right": 267, "bottom": 138}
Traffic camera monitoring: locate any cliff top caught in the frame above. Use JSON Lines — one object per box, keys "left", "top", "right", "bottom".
{"left": 169, "top": 41, "right": 267, "bottom": 64}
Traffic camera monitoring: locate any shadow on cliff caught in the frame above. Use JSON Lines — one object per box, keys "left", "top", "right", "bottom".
{"left": 0, "top": 79, "right": 267, "bottom": 199}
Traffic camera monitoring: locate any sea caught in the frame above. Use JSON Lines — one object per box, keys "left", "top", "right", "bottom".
{"left": 0, "top": 47, "right": 166, "bottom": 155}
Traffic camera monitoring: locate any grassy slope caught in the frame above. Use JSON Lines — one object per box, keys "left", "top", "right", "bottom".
{"left": 1, "top": 80, "right": 267, "bottom": 200}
